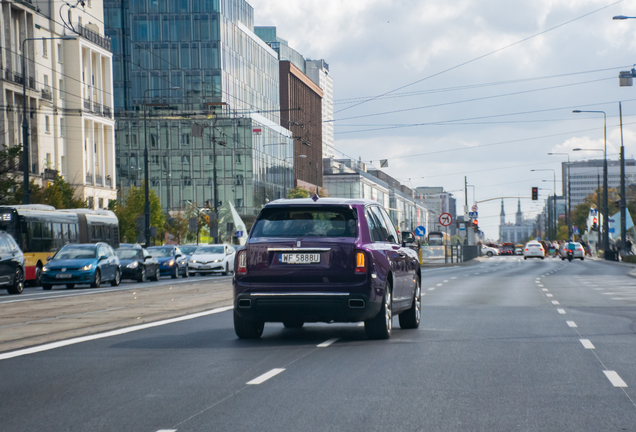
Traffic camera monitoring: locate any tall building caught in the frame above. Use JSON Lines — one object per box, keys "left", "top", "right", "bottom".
{"left": 105, "top": 0, "right": 293, "bottom": 216}
{"left": 306, "top": 59, "right": 334, "bottom": 159}
{"left": 0, "top": 0, "right": 116, "bottom": 208}
{"left": 255, "top": 26, "right": 324, "bottom": 189}
{"left": 415, "top": 187, "right": 457, "bottom": 235}
{"left": 563, "top": 159, "right": 636, "bottom": 207}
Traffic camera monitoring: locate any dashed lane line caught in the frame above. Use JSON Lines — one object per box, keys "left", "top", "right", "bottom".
{"left": 557, "top": 309, "right": 566, "bottom": 314}
{"left": 604, "top": 371, "right": 628, "bottom": 388}
{"left": 552, "top": 300, "right": 560, "bottom": 305}
{"left": 567, "top": 321, "right": 578, "bottom": 328}
{"left": 317, "top": 338, "right": 339, "bottom": 348}
{"left": 247, "top": 368, "right": 286, "bottom": 385}
{"left": 580, "top": 339, "right": 595, "bottom": 349}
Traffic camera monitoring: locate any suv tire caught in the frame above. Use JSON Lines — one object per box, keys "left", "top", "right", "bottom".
{"left": 7, "top": 267, "right": 24, "bottom": 294}
{"left": 234, "top": 310, "right": 264, "bottom": 339}
{"left": 365, "top": 282, "right": 392, "bottom": 340}
{"left": 399, "top": 279, "right": 421, "bottom": 329}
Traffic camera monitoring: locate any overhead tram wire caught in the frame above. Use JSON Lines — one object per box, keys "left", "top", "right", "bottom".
{"left": 335, "top": 97, "right": 636, "bottom": 135}
{"left": 331, "top": 77, "right": 615, "bottom": 124}
{"left": 334, "top": 0, "right": 624, "bottom": 115}
{"left": 333, "top": 65, "right": 633, "bottom": 105}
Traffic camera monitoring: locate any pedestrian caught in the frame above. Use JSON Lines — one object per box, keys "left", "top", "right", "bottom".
{"left": 627, "top": 237, "right": 633, "bottom": 255}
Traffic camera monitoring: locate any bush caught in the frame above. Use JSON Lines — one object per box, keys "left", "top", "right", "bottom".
{"left": 621, "top": 255, "right": 636, "bottom": 264}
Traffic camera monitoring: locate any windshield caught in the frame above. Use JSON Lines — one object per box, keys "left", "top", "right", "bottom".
{"left": 180, "top": 246, "right": 199, "bottom": 255}
{"left": 116, "top": 249, "right": 143, "bottom": 260}
{"left": 148, "top": 247, "right": 175, "bottom": 257}
{"left": 195, "top": 246, "right": 224, "bottom": 254}
{"left": 252, "top": 207, "right": 357, "bottom": 238}
{"left": 54, "top": 246, "right": 96, "bottom": 260}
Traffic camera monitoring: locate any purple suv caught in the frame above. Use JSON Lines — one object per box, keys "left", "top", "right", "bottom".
{"left": 233, "top": 198, "right": 421, "bottom": 340}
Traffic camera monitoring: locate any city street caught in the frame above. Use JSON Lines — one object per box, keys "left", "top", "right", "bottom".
{"left": 2, "top": 257, "right": 636, "bottom": 431}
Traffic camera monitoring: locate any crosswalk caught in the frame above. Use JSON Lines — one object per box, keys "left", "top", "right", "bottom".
{"left": 573, "top": 275, "right": 636, "bottom": 303}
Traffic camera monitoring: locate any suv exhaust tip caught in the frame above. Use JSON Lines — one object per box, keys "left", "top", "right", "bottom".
{"left": 238, "top": 299, "right": 252, "bottom": 308}
{"left": 348, "top": 299, "right": 365, "bottom": 308}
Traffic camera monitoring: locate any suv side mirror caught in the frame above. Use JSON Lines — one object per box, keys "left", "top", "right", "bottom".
{"left": 99, "top": 255, "right": 108, "bottom": 261}
{"left": 145, "top": 255, "right": 153, "bottom": 260}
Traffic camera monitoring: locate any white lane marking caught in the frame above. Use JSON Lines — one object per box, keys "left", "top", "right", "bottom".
{"left": 567, "top": 321, "right": 578, "bottom": 328}
{"left": 593, "top": 288, "right": 604, "bottom": 290}
{"left": 247, "top": 368, "right": 285, "bottom": 385}
{"left": 557, "top": 309, "right": 566, "bottom": 314}
{"left": 443, "top": 280, "right": 449, "bottom": 283}
{"left": 451, "top": 277, "right": 457, "bottom": 280}
{"left": 604, "top": 371, "right": 628, "bottom": 388}
{"left": 535, "top": 281, "right": 540, "bottom": 284}
{"left": 436, "top": 283, "right": 443, "bottom": 287}
{"left": 357, "top": 322, "right": 364, "bottom": 327}
{"left": 542, "top": 288, "right": 549, "bottom": 292}
{"left": 580, "top": 339, "right": 595, "bottom": 349}
{"left": 0, "top": 306, "right": 233, "bottom": 360}
{"left": 428, "top": 288, "right": 435, "bottom": 291}
{"left": 317, "top": 338, "right": 339, "bottom": 348}
{"left": 157, "top": 430, "right": 177, "bottom": 432}
{"left": 546, "top": 294, "right": 554, "bottom": 298}
{"left": 538, "top": 284, "right": 544, "bottom": 287}
{"left": 552, "top": 300, "right": 560, "bottom": 305}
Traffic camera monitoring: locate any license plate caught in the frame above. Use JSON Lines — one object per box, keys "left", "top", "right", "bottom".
{"left": 280, "top": 253, "right": 320, "bottom": 264}
{"left": 199, "top": 265, "right": 209, "bottom": 269}
{"left": 56, "top": 274, "right": 72, "bottom": 279}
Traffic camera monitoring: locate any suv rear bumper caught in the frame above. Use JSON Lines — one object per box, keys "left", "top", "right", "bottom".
{"left": 234, "top": 292, "right": 382, "bottom": 323}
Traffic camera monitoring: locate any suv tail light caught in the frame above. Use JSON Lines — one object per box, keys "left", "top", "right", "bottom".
{"left": 355, "top": 251, "right": 366, "bottom": 273}
{"left": 237, "top": 250, "right": 247, "bottom": 274}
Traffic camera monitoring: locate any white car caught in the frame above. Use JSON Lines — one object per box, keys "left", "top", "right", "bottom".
{"left": 482, "top": 246, "right": 499, "bottom": 257}
{"left": 188, "top": 244, "right": 236, "bottom": 276}
{"left": 523, "top": 242, "right": 545, "bottom": 259}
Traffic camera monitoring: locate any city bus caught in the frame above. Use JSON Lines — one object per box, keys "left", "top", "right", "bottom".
{"left": 0, "top": 205, "right": 119, "bottom": 285}
{"left": 427, "top": 231, "right": 450, "bottom": 246}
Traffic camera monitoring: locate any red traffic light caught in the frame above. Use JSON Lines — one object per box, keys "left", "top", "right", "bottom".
{"left": 473, "top": 219, "right": 478, "bottom": 226}
{"left": 593, "top": 217, "right": 597, "bottom": 224}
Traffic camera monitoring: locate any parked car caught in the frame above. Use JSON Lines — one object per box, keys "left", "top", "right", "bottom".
{"left": 115, "top": 247, "right": 160, "bottom": 282}
{"left": 482, "top": 245, "right": 499, "bottom": 257}
{"left": 500, "top": 243, "right": 516, "bottom": 255}
{"left": 523, "top": 241, "right": 545, "bottom": 260}
{"left": 188, "top": 244, "right": 235, "bottom": 276}
{"left": 147, "top": 246, "right": 189, "bottom": 278}
{"left": 0, "top": 231, "right": 25, "bottom": 294}
{"left": 41, "top": 243, "right": 121, "bottom": 289}
{"left": 515, "top": 245, "right": 524, "bottom": 255}
{"left": 233, "top": 198, "right": 421, "bottom": 340}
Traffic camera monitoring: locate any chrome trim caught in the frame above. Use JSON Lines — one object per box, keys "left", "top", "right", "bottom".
{"left": 267, "top": 247, "right": 331, "bottom": 252}
{"left": 249, "top": 292, "right": 349, "bottom": 297}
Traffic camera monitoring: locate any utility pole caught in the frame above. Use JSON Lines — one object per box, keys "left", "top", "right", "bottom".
{"left": 211, "top": 115, "right": 219, "bottom": 244}
{"left": 620, "top": 102, "right": 627, "bottom": 252}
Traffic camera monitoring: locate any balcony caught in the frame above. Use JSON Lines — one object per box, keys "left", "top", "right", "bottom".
{"left": 41, "top": 86, "right": 52, "bottom": 101}
{"left": 43, "top": 169, "right": 57, "bottom": 180}
{"left": 95, "top": 175, "right": 103, "bottom": 185}
{"left": 103, "top": 106, "right": 112, "bottom": 118}
{"left": 78, "top": 24, "right": 111, "bottom": 51}
{"left": 85, "top": 174, "right": 93, "bottom": 185}
{"left": 84, "top": 99, "right": 91, "bottom": 111}
{"left": 93, "top": 102, "right": 101, "bottom": 115}
{"left": 105, "top": 176, "right": 112, "bottom": 187}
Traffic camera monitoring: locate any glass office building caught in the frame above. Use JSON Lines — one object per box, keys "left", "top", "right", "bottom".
{"left": 105, "top": 0, "right": 292, "bottom": 216}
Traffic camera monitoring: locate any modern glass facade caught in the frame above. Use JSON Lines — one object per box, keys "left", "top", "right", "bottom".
{"left": 105, "top": 0, "right": 292, "bottom": 216}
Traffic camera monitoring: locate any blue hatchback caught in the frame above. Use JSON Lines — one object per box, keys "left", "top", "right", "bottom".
{"left": 41, "top": 243, "right": 121, "bottom": 290}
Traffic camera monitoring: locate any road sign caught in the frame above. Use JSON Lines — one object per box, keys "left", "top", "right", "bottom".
{"left": 414, "top": 226, "right": 426, "bottom": 237}
{"left": 471, "top": 205, "right": 478, "bottom": 212}
{"left": 573, "top": 226, "right": 579, "bottom": 235}
{"left": 609, "top": 218, "right": 615, "bottom": 223}
{"left": 439, "top": 213, "right": 453, "bottom": 227}
{"left": 609, "top": 227, "right": 616, "bottom": 233}
{"left": 236, "top": 230, "right": 244, "bottom": 238}
{"left": 468, "top": 211, "right": 478, "bottom": 219}
{"left": 459, "top": 223, "right": 466, "bottom": 231}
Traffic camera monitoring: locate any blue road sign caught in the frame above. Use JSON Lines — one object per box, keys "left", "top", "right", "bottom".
{"left": 573, "top": 226, "right": 579, "bottom": 235}
{"left": 414, "top": 226, "right": 426, "bottom": 237}
{"left": 468, "top": 211, "right": 478, "bottom": 218}
{"left": 609, "top": 228, "right": 615, "bottom": 233}
{"left": 236, "top": 230, "right": 244, "bottom": 238}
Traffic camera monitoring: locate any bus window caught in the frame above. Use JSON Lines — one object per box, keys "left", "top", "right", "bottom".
{"left": 53, "top": 223, "right": 62, "bottom": 240}
{"left": 42, "top": 223, "right": 52, "bottom": 239}
{"left": 95, "top": 225, "right": 103, "bottom": 240}
{"left": 32, "top": 222, "right": 42, "bottom": 238}
{"left": 62, "top": 224, "right": 70, "bottom": 241}
{"left": 69, "top": 224, "right": 77, "bottom": 242}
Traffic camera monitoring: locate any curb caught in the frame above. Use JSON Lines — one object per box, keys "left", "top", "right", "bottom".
{"left": 420, "top": 258, "right": 482, "bottom": 268}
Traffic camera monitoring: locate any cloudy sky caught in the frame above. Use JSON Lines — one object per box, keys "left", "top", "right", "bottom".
{"left": 249, "top": 0, "right": 636, "bottom": 240}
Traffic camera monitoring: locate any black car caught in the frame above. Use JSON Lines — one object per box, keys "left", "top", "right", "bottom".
{"left": 147, "top": 246, "right": 189, "bottom": 278}
{"left": 0, "top": 232, "right": 25, "bottom": 294}
{"left": 115, "top": 247, "right": 160, "bottom": 282}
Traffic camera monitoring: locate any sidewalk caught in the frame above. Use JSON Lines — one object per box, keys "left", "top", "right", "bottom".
{"left": 586, "top": 255, "right": 636, "bottom": 278}
{"left": 420, "top": 257, "right": 483, "bottom": 268}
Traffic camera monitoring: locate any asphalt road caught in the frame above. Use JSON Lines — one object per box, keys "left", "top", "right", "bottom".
{"left": 2, "top": 256, "right": 636, "bottom": 432}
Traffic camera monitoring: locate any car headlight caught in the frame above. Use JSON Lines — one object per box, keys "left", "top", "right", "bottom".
{"left": 42, "top": 266, "right": 49, "bottom": 272}
{"left": 190, "top": 259, "right": 197, "bottom": 263}
{"left": 126, "top": 261, "right": 139, "bottom": 269}
{"left": 168, "top": 260, "right": 174, "bottom": 266}
{"left": 81, "top": 264, "right": 93, "bottom": 271}
{"left": 213, "top": 259, "right": 220, "bottom": 263}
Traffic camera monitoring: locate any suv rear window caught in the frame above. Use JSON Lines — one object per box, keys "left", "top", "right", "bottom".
{"left": 251, "top": 206, "right": 357, "bottom": 238}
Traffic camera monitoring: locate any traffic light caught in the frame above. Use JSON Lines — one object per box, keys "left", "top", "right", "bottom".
{"left": 592, "top": 217, "right": 598, "bottom": 231}
{"left": 531, "top": 187, "right": 538, "bottom": 200}
{"left": 473, "top": 219, "right": 479, "bottom": 230}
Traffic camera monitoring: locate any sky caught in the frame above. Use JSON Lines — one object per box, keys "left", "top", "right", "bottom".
{"left": 249, "top": 0, "right": 636, "bottom": 240}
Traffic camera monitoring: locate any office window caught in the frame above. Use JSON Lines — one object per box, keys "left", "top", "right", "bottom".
{"left": 60, "top": 118, "right": 65, "bottom": 137}
{"left": 45, "top": 116, "right": 50, "bottom": 133}
{"left": 42, "top": 40, "right": 48, "bottom": 57}
{"left": 59, "top": 79, "right": 64, "bottom": 98}
{"left": 57, "top": 44, "right": 62, "bottom": 63}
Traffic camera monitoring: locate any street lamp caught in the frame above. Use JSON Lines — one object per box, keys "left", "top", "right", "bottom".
{"left": 548, "top": 152, "right": 572, "bottom": 240}
{"left": 21, "top": 36, "right": 76, "bottom": 204}
{"left": 573, "top": 109, "right": 609, "bottom": 258}
{"left": 531, "top": 168, "right": 556, "bottom": 240}
{"left": 613, "top": 15, "right": 636, "bottom": 20}
{"left": 143, "top": 86, "right": 181, "bottom": 247}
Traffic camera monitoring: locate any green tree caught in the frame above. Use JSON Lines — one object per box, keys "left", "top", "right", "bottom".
{"left": 112, "top": 183, "right": 165, "bottom": 244}
{"left": 164, "top": 211, "right": 189, "bottom": 244}
{"left": 41, "top": 175, "right": 88, "bottom": 209}
{"left": 0, "top": 145, "right": 23, "bottom": 205}
{"left": 287, "top": 187, "right": 310, "bottom": 199}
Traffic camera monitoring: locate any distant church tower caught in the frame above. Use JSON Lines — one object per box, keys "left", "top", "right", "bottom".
{"left": 515, "top": 198, "right": 523, "bottom": 226}
{"left": 499, "top": 199, "right": 505, "bottom": 242}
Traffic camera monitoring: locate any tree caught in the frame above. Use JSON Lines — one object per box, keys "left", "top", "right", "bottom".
{"left": 0, "top": 145, "right": 22, "bottom": 205}
{"left": 112, "top": 183, "right": 165, "bottom": 244}
{"left": 7, "top": 175, "right": 88, "bottom": 209}
{"left": 287, "top": 187, "right": 310, "bottom": 199}
{"left": 164, "top": 211, "right": 189, "bottom": 244}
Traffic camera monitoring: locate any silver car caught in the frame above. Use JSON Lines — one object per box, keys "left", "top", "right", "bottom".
{"left": 561, "top": 242, "right": 584, "bottom": 260}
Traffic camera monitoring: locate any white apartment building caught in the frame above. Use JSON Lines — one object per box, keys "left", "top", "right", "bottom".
{"left": 307, "top": 59, "right": 334, "bottom": 159}
{"left": 0, "top": 0, "right": 115, "bottom": 209}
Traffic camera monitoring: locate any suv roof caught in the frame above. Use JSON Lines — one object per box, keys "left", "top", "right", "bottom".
{"left": 265, "top": 197, "right": 378, "bottom": 207}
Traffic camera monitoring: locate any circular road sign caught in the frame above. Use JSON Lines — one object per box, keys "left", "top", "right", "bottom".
{"left": 471, "top": 205, "right": 478, "bottom": 212}
{"left": 439, "top": 213, "right": 453, "bottom": 227}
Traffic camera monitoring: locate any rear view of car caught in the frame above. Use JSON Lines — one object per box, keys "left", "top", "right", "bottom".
{"left": 233, "top": 198, "right": 421, "bottom": 340}
{"left": 523, "top": 242, "right": 545, "bottom": 259}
